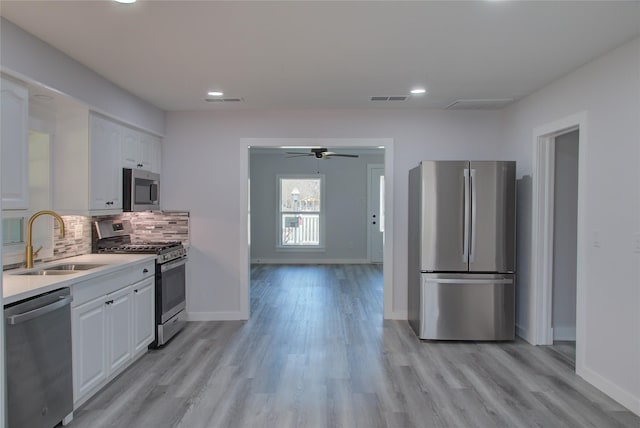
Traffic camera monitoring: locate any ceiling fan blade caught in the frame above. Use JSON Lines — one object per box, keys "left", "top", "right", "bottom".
{"left": 286, "top": 154, "right": 313, "bottom": 158}
{"left": 327, "top": 153, "right": 359, "bottom": 158}
{"left": 285, "top": 152, "right": 312, "bottom": 155}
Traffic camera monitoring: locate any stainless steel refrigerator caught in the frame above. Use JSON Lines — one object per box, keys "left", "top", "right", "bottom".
{"left": 408, "top": 161, "right": 516, "bottom": 340}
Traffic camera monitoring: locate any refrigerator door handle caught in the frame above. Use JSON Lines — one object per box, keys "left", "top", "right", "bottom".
{"left": 470, "top": 169, "right": 477, "bottom": 263}
{"left": 424, "top": 278, "right": 513, "bottom": 285}
{"left": 463, "top": 168, "right": 470, "bottom": 262}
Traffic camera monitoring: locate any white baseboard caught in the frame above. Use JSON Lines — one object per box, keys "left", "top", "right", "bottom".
{"left": 186, "top": 311, "right": 248, "bottom": 321}
{"left": 251, "top": 258, "right": 370, "bottom": 264}
{"left": 516, "top": 323, "right": 534, "bottom": 344}
{"left": 552, "top": 326, "right": 576, "bottom": 341}
{"left": 578, "top": 364, "right": 640, "bottom": 416}
{"left": 385, "top": 310, "right": 408, "bottom": 320}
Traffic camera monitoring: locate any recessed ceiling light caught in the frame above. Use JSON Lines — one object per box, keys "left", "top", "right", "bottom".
{"left": 410, "top": 88, "right": 427, "bottom": 95}
{"left": 114, "top": 0, "right": 137, "bottom": 4}
{"left": 207, "top": 91, "right": 224, "bottom": 97}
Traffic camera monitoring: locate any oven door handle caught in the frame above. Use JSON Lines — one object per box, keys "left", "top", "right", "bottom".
{"left": 161, "top": 257, "right": 187, "bottom": 272}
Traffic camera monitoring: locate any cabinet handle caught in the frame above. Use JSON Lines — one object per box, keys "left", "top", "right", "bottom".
{"left": 143, "top": 268, "right": 149, "bottom": 274}
{"left": 134, "top": 289, "right": 138, "bottom": 294}
{"left": 137, "top": 163, "right": 143, "bottom": 168}
{"left": 105, "top": 300, "right": 114, "bottom": 305}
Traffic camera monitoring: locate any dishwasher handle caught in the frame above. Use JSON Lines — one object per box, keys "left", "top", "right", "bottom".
{"left": 7, "top": 295, "right": 73, "bottom": 325}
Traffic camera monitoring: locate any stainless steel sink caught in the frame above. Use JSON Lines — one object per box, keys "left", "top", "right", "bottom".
{"left": 46, "top": 263, "right": 106, "bottom": 271}
{"left": 14, "top": 263, "right": 107, "bottom": 276}
{"left": 17, "top": 270, "right": 78, "bottom": 276}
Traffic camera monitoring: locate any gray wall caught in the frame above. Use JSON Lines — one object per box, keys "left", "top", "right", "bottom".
{"left": 250, "top": 150, "right": 383, "bottom": 262}
{"left": 0, "top": 17, "right": 164, "bottom": 136}
{"left": 503, "top": 37, "right": 640, "bottom": 411}
{"left": 552, "top": 130, "right": 578, "bottom": 340}
{"left": 163, "top": 108, "right": 505, "bottom": 319}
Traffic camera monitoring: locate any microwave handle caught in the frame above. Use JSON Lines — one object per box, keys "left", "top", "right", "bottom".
{"left": 150, "top": 183, "right": 159, "bottom": 202}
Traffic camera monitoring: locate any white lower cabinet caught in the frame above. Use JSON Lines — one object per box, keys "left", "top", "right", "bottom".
{"left": 133, "top": 277, "right": 155, "bottom": 355}
{"left": 72, "top": 297, "right": 108, "bottom": 400}
{"left": 106, "top": 286, "right": 133, "bottom": 374}
{"left": 71, "top": 260, "right": 155, "bottom": 407}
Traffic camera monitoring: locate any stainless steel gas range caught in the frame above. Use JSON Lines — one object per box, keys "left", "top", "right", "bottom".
{"left": 95, "top": 219, "right": 187, "bottom": 347}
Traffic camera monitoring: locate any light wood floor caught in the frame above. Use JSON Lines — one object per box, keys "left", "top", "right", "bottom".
{"left": 67, "top": 264, "right": 639, "bottom": 428}
{"left": 547, "top": 341, "right": 577, "bottom": 369}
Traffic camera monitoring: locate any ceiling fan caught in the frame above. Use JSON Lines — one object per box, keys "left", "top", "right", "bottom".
{"left": 285, "top": 147, "right": 359, "bottom": 159}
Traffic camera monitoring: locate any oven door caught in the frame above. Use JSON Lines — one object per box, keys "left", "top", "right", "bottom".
{"left": 158, "top": 257, "right": 187, "bottom": 323}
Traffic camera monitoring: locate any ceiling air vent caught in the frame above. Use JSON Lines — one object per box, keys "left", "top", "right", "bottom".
{"left": 204, "top": 97, "right": 244, "bottom": 103}
{"left": 370, "top": 96, "right": 408, "bottom": 102}
{"left": 445, "top": 99, "right": 513, "bottom": 110}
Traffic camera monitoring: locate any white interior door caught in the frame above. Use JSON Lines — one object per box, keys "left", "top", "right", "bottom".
{"left": 368, "top": 164, "right": 384, "bottom": 263}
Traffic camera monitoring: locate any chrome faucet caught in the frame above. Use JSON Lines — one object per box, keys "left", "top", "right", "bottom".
{"left": 25, "top": 210, "right": 65, "bottom": 269}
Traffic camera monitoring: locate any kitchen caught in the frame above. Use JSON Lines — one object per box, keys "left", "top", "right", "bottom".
{"left": 1, "top": 76, "right": 192, "bottom": 425}
{"left": 1, "top": 1, "right": 639, "bottom": 427}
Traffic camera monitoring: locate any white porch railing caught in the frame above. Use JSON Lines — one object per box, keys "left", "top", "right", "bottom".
{"left": 282, "top": 214, "right": 319, "bottom": 245}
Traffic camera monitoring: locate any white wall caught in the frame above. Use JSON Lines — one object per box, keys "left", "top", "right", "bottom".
{"left": 504, "top": 37, "right": 640, "bottom": 414}
{"left": 0, "top": 17, "right": 164, "bottom": 136}
{"left": 250, "top": 150, "right": 384, "bottom": 262}
{"left": 0, "top": 132, "right": 5, "bottom": 428}
{"left": 162, "top": 109, "right": 504, "bottom": 319}
{"left": 552, "top": 130, "right": 578, "bottom": 341}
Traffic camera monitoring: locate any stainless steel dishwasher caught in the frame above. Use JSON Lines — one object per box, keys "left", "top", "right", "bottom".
{"left": 5, "top": 287, "right": 74, "bottom": 428}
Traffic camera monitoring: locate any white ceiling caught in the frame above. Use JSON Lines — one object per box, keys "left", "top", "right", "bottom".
{"left": 1, "top": 1, "right": 639, "bottom": 112}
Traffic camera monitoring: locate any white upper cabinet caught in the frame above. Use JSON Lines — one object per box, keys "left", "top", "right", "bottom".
{"left": 121, "top": 127, "right": 161, "bottom": 174}
{"left": 53, "top": 111, "right": 122, "bottom": 215}
{"left": 89, "top": 115, "right": 122, "bottom": 210}
{"left": 1, "top": 76, "right": 30, "bottom": 210}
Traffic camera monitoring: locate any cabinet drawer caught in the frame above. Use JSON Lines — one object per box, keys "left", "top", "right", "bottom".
{"left": 72, "top": 261, "right": 154, "bottom": 307}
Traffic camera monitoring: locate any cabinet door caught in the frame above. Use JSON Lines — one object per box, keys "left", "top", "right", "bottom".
{"left": 121, "top": 127, "right": 140, "bottom": 170}
{"left": 72, "top": 297, "right": 108, "bottom": 403}
{"left": 132, "top": 277, "right": 155, "bottom": 354}
{"left": 138, "top": 132, "right": 162, "bottom": 173}
{"left": 1, "top": 77, "right": 29, "bottom": 210}
{"left": 89, "top": 115, "right": 122, "bottom": 210}
{"left": 153, "top": 137, "right": 162, "bottom": 174}
{"left": 106, "top": 286, "right": 133, "bottom": 374}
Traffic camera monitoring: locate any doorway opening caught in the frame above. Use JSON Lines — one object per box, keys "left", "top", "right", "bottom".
{"left": 367, "top": 164, "right": 384, "bottom": 264}
{"left": 239, "top": 138, "right": 395, "bottom": 320}
{"left": 550, "top": 129, "right": 579, "bottom": 367}
{"left": 531, "top": 112, "right": 587, "bottom": 374}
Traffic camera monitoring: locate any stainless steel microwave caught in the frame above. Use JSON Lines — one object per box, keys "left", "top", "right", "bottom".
{"left": 123, "top": 168, "right": 160, "bottom": 211}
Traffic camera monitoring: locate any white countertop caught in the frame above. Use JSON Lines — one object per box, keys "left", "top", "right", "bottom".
{"left": 3, "top": 254, "right": 156, "bottom": 305}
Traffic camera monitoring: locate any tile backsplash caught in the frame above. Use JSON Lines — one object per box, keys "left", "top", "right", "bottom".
{"left": 3, "top": 215, "right": 93, "bottom": 270}
{"left": 53, "top": 215, "right": 93, "bottom": 259}
{"left": 92, "top": 211, "right": 190, "bottom": 245}
{"left": 3, "top": 211, "right": 189, "bottom": 270}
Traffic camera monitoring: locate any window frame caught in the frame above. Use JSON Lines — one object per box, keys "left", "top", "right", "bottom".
{"left": 276, "top": 174, "right": 325, "bottom": 250}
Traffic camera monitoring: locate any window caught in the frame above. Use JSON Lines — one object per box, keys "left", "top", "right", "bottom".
{"left": 278, "top": 175, "right": 324, "bottom": 248}
{"left": 2, "top": 217, "right": 24, "bottom": 245}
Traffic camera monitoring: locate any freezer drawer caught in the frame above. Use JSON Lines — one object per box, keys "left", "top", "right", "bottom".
{"left": 412, "top": 273, "right": 515, "bottom": 340}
